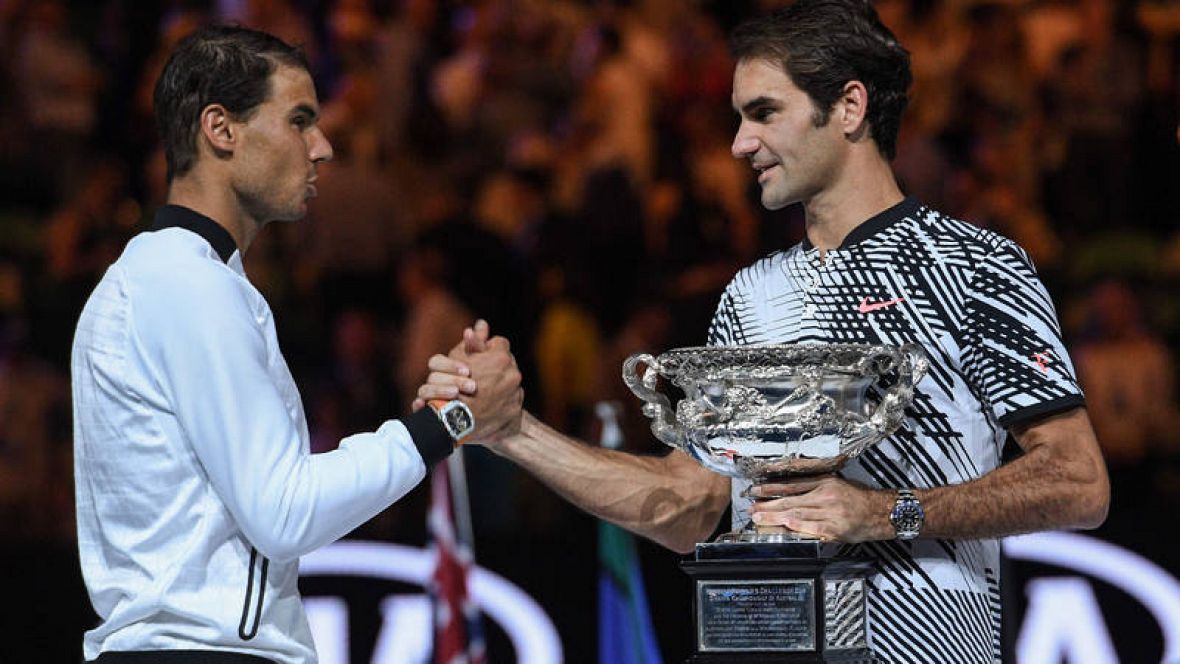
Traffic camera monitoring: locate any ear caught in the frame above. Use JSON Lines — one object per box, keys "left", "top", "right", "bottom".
{"left": 198, "top": 103, "right": 237, "bottom": 156}
{"left": 836, "top": 80, "right": 870, "bottom": 141}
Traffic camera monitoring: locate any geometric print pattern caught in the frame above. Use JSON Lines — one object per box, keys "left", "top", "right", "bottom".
{"left": 706, "top": 198, "right": 1084, "bottom": 663}
{"left": 825, "top": 579, "right": 868, "bottom": 651}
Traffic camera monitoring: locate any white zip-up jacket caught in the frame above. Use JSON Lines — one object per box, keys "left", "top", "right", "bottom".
{"left": 72, "top": 206, "right": 453, "bottom": 663}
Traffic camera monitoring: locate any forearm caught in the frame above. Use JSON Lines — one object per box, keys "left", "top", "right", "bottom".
{"left": 217, "top": 418, "right": 442, "bottom": 562}
{"left": 753, "top": 409, "right": 1110, "bottom": 543}
{"left": 493, "top": 412, "right": 730, "bottom": 553}
{"left": 918, "top": 410, "right": 1110, "bottom": 540}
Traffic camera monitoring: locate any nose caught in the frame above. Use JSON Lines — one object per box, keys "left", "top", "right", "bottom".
{"left": 309, "top": 127, "right": 334, "bottom": 163}
{"left": 731, "top": 122, "right": 758, "bottom": 159}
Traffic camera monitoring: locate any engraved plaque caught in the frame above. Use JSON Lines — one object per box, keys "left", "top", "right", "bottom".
{"left": 697, "top": 579, "right": 815, "bottom": 652}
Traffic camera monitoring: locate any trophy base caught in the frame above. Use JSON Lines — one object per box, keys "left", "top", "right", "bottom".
{"left": 714, "top": 529, "right": 826, "bottom": 546}
{"left": 698, "top": 538, "right": 829, "bottom": 558}
{"left": 682, "top": 542, "right": 873, "bottom": 663}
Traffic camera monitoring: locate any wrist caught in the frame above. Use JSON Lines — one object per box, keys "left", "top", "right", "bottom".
{"left": 517, "top": 410, "right": 542, "bottom": 438}
{"left": 487, "top": 410, "right": 535, "bottom": 454}
{"left": 401, "top": 406, "right": 457, "bottom": 467}
{"left": 866, "top": 489, "right": 899, "bottom": 541}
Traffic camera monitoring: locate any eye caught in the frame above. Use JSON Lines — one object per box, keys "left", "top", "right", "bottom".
{"left": 292, "top": 115, "right": 310, "bottom": 130}
{"left": 752, "top": 107, "right": 774, "bottom": 122}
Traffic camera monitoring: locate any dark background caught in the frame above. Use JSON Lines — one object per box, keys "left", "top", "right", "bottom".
{"left": 2, "top": 0, "right": 1180, "bottom": 661}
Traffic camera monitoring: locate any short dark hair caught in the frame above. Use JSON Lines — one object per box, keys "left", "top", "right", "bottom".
{"left": 730, "top": 0, "right": 912, "bottom": 159}
{"left": 153, "top": 25, "right": 310, "bottom": 182}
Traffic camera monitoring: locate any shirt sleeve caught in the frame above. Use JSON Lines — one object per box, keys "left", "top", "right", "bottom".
{"left": 960, "top": 240, "right": 1085, "bottom": 429}
{"left": 707, "top": 280, "right": 744, "bottom": 347}
{"left": 134, "top": 267, "right": 446, "bottom": 562}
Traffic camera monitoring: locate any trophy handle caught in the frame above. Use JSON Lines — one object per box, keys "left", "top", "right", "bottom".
{"left": 894, "top": 343, "right": 930, "bottom": 391}
{"left": 622, "top": 353, "right": 684, "bottom": 450}
{"left": 866, "top": 343, "right": 929, "bottom": 435}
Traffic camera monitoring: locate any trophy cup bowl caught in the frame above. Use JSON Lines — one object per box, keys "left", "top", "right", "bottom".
{"left": 622, "top": 343, "right": 929, "bottom": 662}
{"left": 623, "top": 342, "right": 928, "bottom": 495}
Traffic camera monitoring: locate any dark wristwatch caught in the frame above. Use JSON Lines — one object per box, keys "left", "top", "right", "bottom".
{"left": 889, "top": 489, "right": 925, "bottom": 541}
{"left": 428, "top": 399, "right": 475, "bottom": 444}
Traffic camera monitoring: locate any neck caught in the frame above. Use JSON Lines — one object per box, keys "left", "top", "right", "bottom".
{"left": 802, "top": 153, "right": 904, "bottom": 252}
{"left": 166, "top": 174, "right": 260, "bottom": 256}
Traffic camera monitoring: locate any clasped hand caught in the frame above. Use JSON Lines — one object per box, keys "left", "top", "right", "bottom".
{"left": 412, "top": 320, "right": 524, "bottom": 442}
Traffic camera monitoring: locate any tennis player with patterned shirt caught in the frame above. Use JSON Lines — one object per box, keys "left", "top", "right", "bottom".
{"left": 419, "top": 1, "right": 1109, "bottom": 661}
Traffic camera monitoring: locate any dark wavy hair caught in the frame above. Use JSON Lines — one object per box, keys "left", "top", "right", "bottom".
{"left": 730, "top": 0, "right": 912, "bottom": 159}
{"left": 153, "top": 25, "right": 309, "bottom": 182}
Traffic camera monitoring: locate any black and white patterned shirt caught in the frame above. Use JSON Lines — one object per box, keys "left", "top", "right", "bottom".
{"left": 707, "top": 197, "right": 1084, "bottom": 664}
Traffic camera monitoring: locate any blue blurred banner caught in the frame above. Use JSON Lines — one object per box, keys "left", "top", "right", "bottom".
{"left": 598, "top": 521, "right": 664, "bottom": 664}
{"left": 595, "top": 401, "right": 663, "bottom": 664}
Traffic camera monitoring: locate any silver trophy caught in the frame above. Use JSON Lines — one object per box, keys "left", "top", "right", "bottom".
{"left": 623, "top": 343, "right": 928, "bottom": 661}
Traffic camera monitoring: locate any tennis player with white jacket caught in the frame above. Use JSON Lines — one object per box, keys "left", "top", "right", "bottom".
{"left": 71, "top": 25, "right": 523, "bottom": 664}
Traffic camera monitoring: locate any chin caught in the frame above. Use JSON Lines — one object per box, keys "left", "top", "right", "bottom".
{"left": 270, "top": 207, "right": 307, "bottom": 224}
{"left": 286, "top": 199, "right": 311, "bottom": 220}
{"left": 760, "top": 182, "right": 806, "bottom": 211}
{"left": 760, "top": 192, "right": 793, "bottom": 211}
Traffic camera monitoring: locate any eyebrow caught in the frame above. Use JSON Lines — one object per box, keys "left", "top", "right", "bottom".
{"left": 737, "top": 96, "right": 780, "bottom": 116}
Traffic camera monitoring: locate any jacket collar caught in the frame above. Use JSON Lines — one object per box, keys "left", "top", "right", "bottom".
{"left": 149, "top": 205, "right": 238, "bottom": 264}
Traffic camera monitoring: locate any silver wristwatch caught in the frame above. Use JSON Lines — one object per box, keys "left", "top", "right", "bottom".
{"left": 430, "top": 399, "right": 475, "bottom": 443}
{"left": 889, "top": 489, "right": 925, "bottom": 541}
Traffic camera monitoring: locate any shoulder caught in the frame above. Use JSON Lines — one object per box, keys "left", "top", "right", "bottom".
{"left": 725, "top": 250, "right": 791, "bottom": 298}
{"left": 891, "top": 203, "right": 1036, "bottom": 274}
{"left": 903, "top": 204, "right": 1010, "bottom": 253}
{"left": 122, "top": 229, "right": 244, "bottom": 290}
{"left": 118, "top": 229, "right": 256, "bottom": 329}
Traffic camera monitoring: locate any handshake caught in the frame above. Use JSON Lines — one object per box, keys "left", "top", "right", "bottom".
{"left": 411, "top": 319, "right": 525, "bottom": 443}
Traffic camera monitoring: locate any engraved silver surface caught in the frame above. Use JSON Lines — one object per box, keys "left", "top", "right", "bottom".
{"left": 623, "top": 343, "right": 929, "bottom": 481}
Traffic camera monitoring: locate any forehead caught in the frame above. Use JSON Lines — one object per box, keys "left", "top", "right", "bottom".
{"left": 264, "top": 64, "right": 319, "bottom": 110}
{"left": 731, "top": 58, "right": 801, "bottom": 108}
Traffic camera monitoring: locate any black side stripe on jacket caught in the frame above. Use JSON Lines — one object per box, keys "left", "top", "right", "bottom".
{"left": 239, "top": 547, "right": 269, "bottom": 641}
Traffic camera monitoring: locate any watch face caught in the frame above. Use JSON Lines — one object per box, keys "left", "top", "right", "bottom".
{"left": 891, "top": 498, "right": 925, "bottom": 537}
{"left": 893, "top": 504, "right": 922, "bottom": 529}
{"left": 444, "top": 404, "right": 474, "bottom": 437}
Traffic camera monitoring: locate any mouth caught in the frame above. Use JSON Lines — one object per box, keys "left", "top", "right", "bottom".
{"left": 753, "top": 162, "right": 779, "bottom": 184}
{"left": 306, "top": 177, "right": 318, "bottom": 198}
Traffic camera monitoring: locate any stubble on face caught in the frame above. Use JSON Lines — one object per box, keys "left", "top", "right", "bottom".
{"left": 232, "top": 65, "right": 324, "bottom": 226}
{"left": 731, "top": 59, "right": 842, "bottom": 211}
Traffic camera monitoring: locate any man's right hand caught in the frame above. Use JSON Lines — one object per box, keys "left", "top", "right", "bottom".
{"left": 413, "top": 320, "right": 524, "bottom": 442}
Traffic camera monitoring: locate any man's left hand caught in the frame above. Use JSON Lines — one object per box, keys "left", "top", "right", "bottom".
{"left": 748, "top": 475, "right": 895, "bottom": 543}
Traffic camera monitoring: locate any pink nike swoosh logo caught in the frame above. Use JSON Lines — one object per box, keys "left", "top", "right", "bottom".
{"left": 1033, "top": 352, "right": 1050, "bottom": 373}
{"left": 858, "top": 297, "right": 905, "bottom": 314}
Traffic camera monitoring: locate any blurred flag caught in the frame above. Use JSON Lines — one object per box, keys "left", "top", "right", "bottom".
{"left": 595, "top": 402, "right": 663, "bottom": 664}
{"left": 429, "top": 451, "right": 487, "bottom": 664}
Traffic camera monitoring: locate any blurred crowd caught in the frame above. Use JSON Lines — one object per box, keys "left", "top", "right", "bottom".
{"left": 3, "top": 0, "right": 1180, "bottom": 551}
